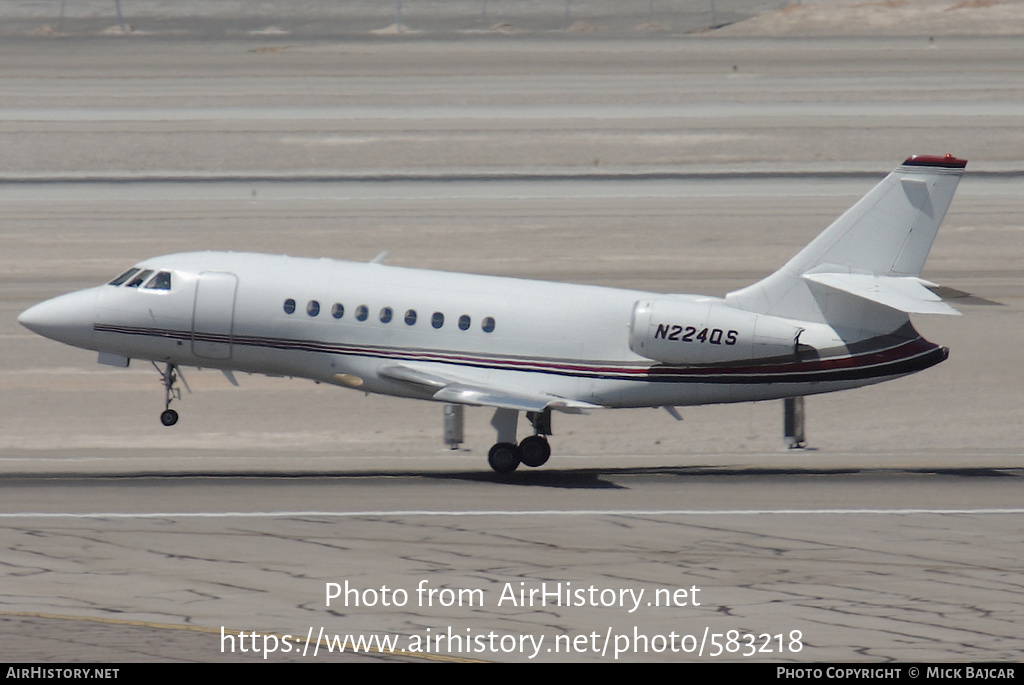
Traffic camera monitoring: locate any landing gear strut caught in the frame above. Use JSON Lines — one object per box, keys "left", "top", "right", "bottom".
{"left": 155, "top": 361, "right": 181, "bottom": 426}
{"left": 486, "top": 408, "right": 553, "bottom": 473}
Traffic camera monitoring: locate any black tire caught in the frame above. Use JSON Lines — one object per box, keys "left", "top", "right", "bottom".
{"left": 487, "top": 442, "right": 520, "bottom": 473}
{"left": 519, "top": 435, "right": 551, "bottom": 468}
{"left": 160, "top": 409, "right": 179, "bottom": 426}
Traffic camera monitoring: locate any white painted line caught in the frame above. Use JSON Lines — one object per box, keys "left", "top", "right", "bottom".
{"left": 0, "top": 508, "right": 1022, "bottom": 519}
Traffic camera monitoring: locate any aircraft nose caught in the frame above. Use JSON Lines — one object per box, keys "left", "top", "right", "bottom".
{"left": 18, "top": 288, "right": 98, "bottom": 349}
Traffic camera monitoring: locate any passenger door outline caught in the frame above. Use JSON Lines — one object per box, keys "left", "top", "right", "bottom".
{"left": 192, "top": 272, "right": 238, "bottom": 359}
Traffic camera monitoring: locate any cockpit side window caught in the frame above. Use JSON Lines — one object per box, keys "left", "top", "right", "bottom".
{"left": 124, "top": 269, "right": 154, "bottom": 288}
{"left": 108, "top": 268, "right": 140, "bottom": 286}
{"left": 143, "top": 271, "right": 172, "bottom": 290}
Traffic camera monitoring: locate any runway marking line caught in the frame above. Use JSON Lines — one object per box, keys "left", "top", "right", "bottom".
{"left": 1, "top": 508, "right": 1022, "bottom": 518}
{"left": 0, "top": 611, "right": 480, "bottom": 663}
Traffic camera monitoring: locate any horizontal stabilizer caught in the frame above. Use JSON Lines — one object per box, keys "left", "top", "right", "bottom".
{"left": 803, "top": 273, "right": 960, "bottom": 315}
{"left": 378, "top": 363, "right": 598, "bottom": 414}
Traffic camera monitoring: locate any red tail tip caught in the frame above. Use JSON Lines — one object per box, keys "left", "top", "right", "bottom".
{"left": 903, "top": 154, "right": 967, "bottom": 169}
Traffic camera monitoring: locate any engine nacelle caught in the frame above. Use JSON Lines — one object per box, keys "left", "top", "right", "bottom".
{"left": 629, "top": 297, "right": 810, "bottom": 365}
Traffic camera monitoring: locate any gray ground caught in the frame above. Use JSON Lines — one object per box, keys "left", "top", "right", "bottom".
{"left": 0, "top": 5, "right": 1022, "bottom": 663}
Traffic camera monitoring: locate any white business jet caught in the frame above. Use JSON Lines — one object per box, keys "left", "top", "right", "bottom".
{"left": 19, "top": 155, "right": 965, "bottom": 472}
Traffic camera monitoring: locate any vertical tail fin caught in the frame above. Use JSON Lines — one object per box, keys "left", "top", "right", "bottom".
{"left": 725, "top": 155, "right": 965, "bottom": 331}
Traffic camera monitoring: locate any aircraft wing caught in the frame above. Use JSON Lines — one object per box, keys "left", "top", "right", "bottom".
{"left": 377, "top": 363, "right": 598, "bottom": 414}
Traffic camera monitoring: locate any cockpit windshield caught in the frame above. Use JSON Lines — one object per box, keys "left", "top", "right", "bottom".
{"left": 107, "top": 268, "right": 172, "bottom": 290}
{"left": 124, "top": 269, "right": 154, "bottom": 287}
{"left": 108, "top": 268, "right": 140, "bottom": 286}
{"left": 144, "top": 271, "right": 172, "bottom": 290}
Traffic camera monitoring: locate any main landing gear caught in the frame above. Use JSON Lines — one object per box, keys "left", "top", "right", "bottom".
{"left": 486, "top": 408, "right": 553, "bottom": 474}
{"left": 154, "top": 361, "right": 185, "bottom": 426}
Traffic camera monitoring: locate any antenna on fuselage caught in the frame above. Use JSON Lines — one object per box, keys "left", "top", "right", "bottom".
{"left": 370, "top": 251, "right": 389, "bottom": 265}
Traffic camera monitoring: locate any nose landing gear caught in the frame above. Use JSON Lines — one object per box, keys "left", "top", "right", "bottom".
{"left": 154, "top": 361, "right": 185, "bottom": 426}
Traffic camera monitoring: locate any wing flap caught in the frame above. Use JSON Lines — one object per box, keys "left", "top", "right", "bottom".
{"left": 378, "top": 364, "right": 598, "bottom": 414}
{"left": 803, "top": 273, "right": 961, "bottom": 315}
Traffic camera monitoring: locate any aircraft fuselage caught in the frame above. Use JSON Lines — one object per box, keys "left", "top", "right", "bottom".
{"left": 23, "top": 251, "right": 943, "bottom": 411}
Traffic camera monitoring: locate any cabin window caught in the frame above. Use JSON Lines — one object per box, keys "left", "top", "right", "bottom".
{"left": 283, "top": 298, "right": 296, "bottom": 314}
{"left": 307, "top": 300, "right": 320, "bottom": 317}
{"left": 380, "top": 307, "right": 393, "bottom": 323}
{"left": 482, "top": 317, "right": 496, "bottom": 333}
{"left": 405, "top": 309, "right": 417, "bottom": 325}
{"left": 355, "top": 305, "right": 368, "bottom": 321}
{"left": 143, "top": 271, "right": 172, "bottom": 290}
{"left": 331, "top": 303, "right": 344, "bottom": 319}
{"left": 431, "top": 312, "right": 444, "bottom": 329}
{"left": 124, "top": 269, "right": 153, "bottom": 288}
{"left": 108, "top": 268, "right": 139, "bottom": 286}
{"left": 458, "top": 315, "right": 471, "bottom": 331}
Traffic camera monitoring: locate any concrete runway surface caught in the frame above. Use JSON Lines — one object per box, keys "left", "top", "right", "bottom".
{"left": 1, "top": 22, "right": 1022, "bottom": 662}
